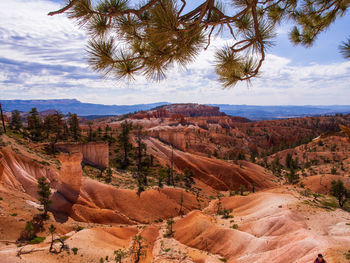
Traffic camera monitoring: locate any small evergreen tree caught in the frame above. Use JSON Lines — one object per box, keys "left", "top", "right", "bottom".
{"left": 130, "top": 235, "right": 147, "bottom": 263}
{"left": 157, "top": 168, "right": 167, "bottom": 188}
{"left": 37, "top": 177, "right": 52, "bottom": 219}
{"left": 183, "top": 168, "right": 194, "bottom": 189}
{"left": 330, "top": 179, "right": 349, "bottom": 208}
{"left": 48, "top": 224, "right": 57, "bottom": 253}
{"left": 164, "top": 218, "right": 175, "bottom": 238}
{"left": 287, "top": 169, "right": 299, "bottom": 184}
{"left": 105, "top": 167, "right": 112, "bottom": 183}
{"left": 240, "top": 184, "right": 245, "bottom": 196}
{"left": 114, "top": 249, "right": 127, "bottom": 263}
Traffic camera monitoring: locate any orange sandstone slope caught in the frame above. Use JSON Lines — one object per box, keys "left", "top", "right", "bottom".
{"left": 0, "top": 144, "right": 203, "bottom": 225}
{"left": 52, "top": 178, "right": 203, "bottom": 224}
{"left": 173, "top": 188, "right": 350, "bottom": 263}
{"left": 144, "top": 137, "right": 277, "bottom": 191}
{"left": 266, "top": 135, "right": 350, "bottom": 194}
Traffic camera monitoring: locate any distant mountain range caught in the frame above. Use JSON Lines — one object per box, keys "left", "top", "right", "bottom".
{"left": 0, "top": 99, "right": 168, "bottom": 117}
{"left": 1, "top": 99, "right": 350, "bottom": 120}
{"left": 210, "top": 104, "right": 350, "bottom": 120}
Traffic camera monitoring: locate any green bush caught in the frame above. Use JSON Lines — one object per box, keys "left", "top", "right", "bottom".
{"left": 72, "top": 247, "right": 78, "bottom": 255}
{"left": 76, "top": 226, "right": 84, "bottom": 232}
{"left": 29, "top": 236, "right": 45, "bottom": 244}
{"left": 231, "top": 224, "right": 239, "bottom": 229}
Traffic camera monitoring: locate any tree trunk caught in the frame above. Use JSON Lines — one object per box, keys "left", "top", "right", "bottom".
{"left": 0, "top": 103, "right": 6, "bottom": 134}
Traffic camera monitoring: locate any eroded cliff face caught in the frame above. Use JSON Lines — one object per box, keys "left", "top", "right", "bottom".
{"left": 56, "top": 142, "right": 109, "bottom": 169}
{"left": 0, "top": 147, "right": 58, "bottom": 197}
{"left": 57, "top": 152, "right": 83, "bottom": 193}
{"left": 149, "top": 127, "right": 188, "bottom": 151}
{"left": 144, "top": 137, "right": 276, "bottom": 191}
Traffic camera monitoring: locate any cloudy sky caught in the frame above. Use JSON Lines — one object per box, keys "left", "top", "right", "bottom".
{"left": 1, "top": 0, "right": 349, "bottom": 105}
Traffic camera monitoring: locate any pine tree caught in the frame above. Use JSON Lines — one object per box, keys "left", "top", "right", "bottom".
{"left": 330, "top": 179, "right": 349, "bottom": 208}
{"left": 10, "top": 110, "right": 22, "bottom": 131}
{"left": 68, "top": 113, "right": 81, "bottom": 141}
{"left": 135, "top": 125, "right": 148, "bottom": 187}
{"left": 118, "top": 120, "right": 133, "bottom": 168}
{"left": 27, "top": 108, "right": 43, "bottom": 141}
{"left": 130, "top": 235, "right": 147, "bottom": 263}
{"left": 184, "top": 168, "right": 194, "bottom": 189}
{"left": 49, "top": 0, "right": 350, "bottom": 87}
{"left": 87, "top": 121, "right": 93, "bottom": 141}
{"left": 105, "top": 167, "right": 112, "bottom": 183}
{"left": 37, "top": 177, "right": 52, "bottom": 219}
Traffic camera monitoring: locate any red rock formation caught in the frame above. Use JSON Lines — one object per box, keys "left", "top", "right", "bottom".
{"left": 145, "top": 137, "right": 276, "bottom": 191}
{"left": 58, "top": 152, "right": 82, "bottom": 190}
{"left": 1, "top": 146, "right": 201, "bottom": 224}
{"left": 0, "top": 148, "right": 57, "bottom": 197}
{"left": 131, "top": 104, "right": 226, "bottom": 119}
{"left": 56, "top": 142, "right": 109, "bottom": 169}
{"left": 51, "top": 179, "right": 204, "bottom": 224}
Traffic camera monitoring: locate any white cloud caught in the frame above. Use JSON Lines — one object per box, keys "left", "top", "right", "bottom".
{"left": 0, "top": 0, "right": 349, "bottom": 106}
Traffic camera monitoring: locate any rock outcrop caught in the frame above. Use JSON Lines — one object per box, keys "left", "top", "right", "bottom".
{"left": 56, "top": 152, "right": 83, "bottom": 202}
{"left": 145, "top": 137, "right": 276, "bottom": 191}
{"left": 132, "top": 103, "right": 226, "bottom": 119}
{"left": 56, "top": 142, "right": 109, "bottom": 169}
{"left": 0, "top": 147, "right": 57, "bottom": 197}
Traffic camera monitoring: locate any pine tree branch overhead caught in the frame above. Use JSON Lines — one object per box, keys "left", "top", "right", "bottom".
{"left": 49, "top": 0, "right": 350, "bottom": 87}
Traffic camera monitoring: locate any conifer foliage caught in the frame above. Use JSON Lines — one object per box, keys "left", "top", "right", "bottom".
{"left": 49, "top": 0, "right": 349, "bottom": 87}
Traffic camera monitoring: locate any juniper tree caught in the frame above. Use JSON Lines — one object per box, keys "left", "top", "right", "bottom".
{"left": 49, "top": 0, "right": 350, "bottom": 88}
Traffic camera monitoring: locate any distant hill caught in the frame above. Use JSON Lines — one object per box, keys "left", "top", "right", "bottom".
{"left": 0, "top": 99, "right": 169, "bottom": 116}
{"left": 1, "top": 99, "right": 350, "bottom": 120}
{"left": 212, "top": 104, "right": 350, "bottom": 120}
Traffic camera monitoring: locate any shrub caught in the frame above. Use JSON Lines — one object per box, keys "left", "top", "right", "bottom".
{"left": 72, "top": 247, "right": 78, "bottom": 255}
{"left": 76, "top": 226, "right": 84, "bottom": 232}
{"left": 114, "top": 249, "right": 127, "bottom": 263}
{"left": 218, "top": 208, "right": 233, "bottom": 219}
{"left": 163, "top": 219, "right": 175, "bottom": 238}
{"left": 19, "top": 221, "right": 36, "bottom": 241}
{"left": 29, "top": 236, "right": 45, "bottom": 244}
{"left": 331, "top": 167, "right": 337, "bottom": 175}
{"left": 231, "top": 224, "right": 239, "bottom": 229}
